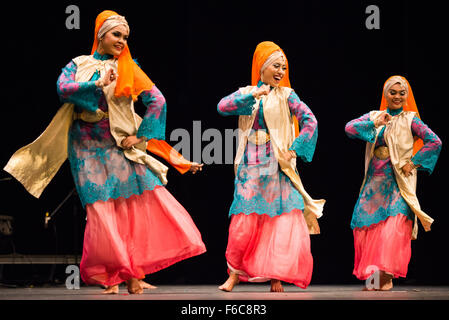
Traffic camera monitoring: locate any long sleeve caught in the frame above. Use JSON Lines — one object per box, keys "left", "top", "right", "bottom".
{"left": 345, "top": 113, "right": 377, "bottom": 143}
{"left": 56, "top": 61, "right": 100, "bottom": 112}
{"left": 410, "top": 116, "right": 442, "bottom": 174}
{"left": 217, "top": 90, "right": 255, "bottom": 116}
{"left": 287, "top": 91, "right": 318, "bottom": 162}
{"left": 146, "top": 139, "right": 192, "bottom": 174}
{"left": 136, "top": 85, "right": 167, "bottom": 141}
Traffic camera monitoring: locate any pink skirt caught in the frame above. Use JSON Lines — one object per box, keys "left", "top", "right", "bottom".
{"left": 80, "top": 186, "right": 206, "bottom": 286}
{"left": 225, "top": 209, "right": 313, "bottom": 289}
{"left": 353, "top": 213, "right": 412, "bottom": 280}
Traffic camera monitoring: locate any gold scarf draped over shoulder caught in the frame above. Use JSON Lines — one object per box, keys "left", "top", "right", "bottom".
{"left": 236, "top": 86, "right": 325, "bottom": 234}
{"left": 4, "top": 55, "right": 168, "bottom": 199}
{"left": 363, "top": 110, "right": 434, "bottom": 240}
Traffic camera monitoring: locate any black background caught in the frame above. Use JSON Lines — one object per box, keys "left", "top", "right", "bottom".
{"left": 0, "top": 0, "right": 447, "bottom": 286}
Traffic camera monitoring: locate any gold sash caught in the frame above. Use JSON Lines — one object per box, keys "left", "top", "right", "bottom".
{"left": 247, "top": 130, "right": 270, "bottom": 145}
{"left": 373, "top": 146, "right": 389, "bottom": 160}
{"left": 73, "top": 109, "right": 108, "bottom": 122}
{"left": 236, "top": 86, "right": 325, "bottom": 234}
{"left": 4, "top": 55, "right": 168, "bottom": 198}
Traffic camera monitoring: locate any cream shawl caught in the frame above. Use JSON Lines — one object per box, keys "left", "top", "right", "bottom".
{"left": 237, "top": 86, "right": 325, "bottom": 234}
{"left": 363, "top": 110, "right": 434, "bottom": 240}
{"left": 4, "top": 55, "right": 168, "bottom": 198}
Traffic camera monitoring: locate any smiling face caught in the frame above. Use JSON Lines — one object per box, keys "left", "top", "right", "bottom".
{"left": 261, "top": 56, "right": 287, "bottom": 87}
{"left": 385, "top": 83, "right": 408, "bottom": 110}
{"left": 98, "top": 25, "right": 129, "bottom": 56}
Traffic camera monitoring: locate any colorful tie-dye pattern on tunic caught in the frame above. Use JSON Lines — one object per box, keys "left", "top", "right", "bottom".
{"left": 218, "top": 82, "right": 318, "bottom": 217}
{"left": 56, "top": 51, "right": 167, "bottom": 207}
{"left": 345, "top": 108, "right": 442, "bottom": 229}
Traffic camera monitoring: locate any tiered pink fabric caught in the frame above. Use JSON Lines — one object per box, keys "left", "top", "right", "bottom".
{"left": 353, "top": 214, "right": 412, "bottom": 280}
{"left": 80, "top": 186, "right": 206, "bottom": 286}
{"left": 225, "top": 209, "right": 313, "bottom": 289}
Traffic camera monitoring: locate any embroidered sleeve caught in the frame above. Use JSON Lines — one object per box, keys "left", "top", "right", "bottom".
{"left": 287, "top": 91, "right": 318, "bottom": 163}
{"left": 345, "top": 112, "right": 377, "bottom": 143}
{"left": 410, "top": 116, "right": 442, "bottom": 174}
{"left": 136, "top": 85, "right": 166, "bottom": 141}
{"left": 217, "top": 90, "right": 255, "bottom": 116}
{"left": 56, "top": 60, "right": 99, "bottom": 112}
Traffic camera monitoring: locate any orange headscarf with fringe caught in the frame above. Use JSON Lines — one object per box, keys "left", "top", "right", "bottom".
{"left": 380, "top": 75, "right": 423, "bottom": 155}
{"left": 91, "top": 10, "right": 154, "bottom": 101}
{"left": 251, "top": 41, "right": 299, "bottom": 136}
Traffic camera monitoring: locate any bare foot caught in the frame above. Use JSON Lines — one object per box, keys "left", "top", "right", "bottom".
{"left": 218, "top": 272, "right": 239, "bottom": 292}
{"left": 270, "top": 279, "right": 284, "bottom": 292}
{"left": 139, "top": 280, "right": 157, "bottom": 290}
{"left": 379, "top": 272, "right": 393, "bottom": 291}
{"left": 126, "top": 278, "right": 143, "bottom": 294}
{"left": 102, "top": 284, "right": 119, "bottom": 294}
{"left": 380, "top": 280, "right": 393, "bottom": 291}
{"left": 362, "top": 286, "right": 376, "bottom": 291}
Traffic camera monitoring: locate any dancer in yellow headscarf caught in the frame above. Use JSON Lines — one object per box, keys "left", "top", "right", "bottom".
{"left": 217, "top": 41, "right": 325, "bottom": 292}
{"left": 5, "top": 10, "right": 206, "bottom": 294}
{"left": 345, "top": 75, "right": 442, "bottom": 290}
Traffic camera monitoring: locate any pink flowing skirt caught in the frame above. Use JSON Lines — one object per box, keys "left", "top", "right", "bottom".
{"left": 225, "top": 209, "right": 313, "bottom": 289}
{"left": 80, "top": 186, "right": 206, "bottom": 286}
{"left": 353, "top": 213, "right": 412, "bottom": 280}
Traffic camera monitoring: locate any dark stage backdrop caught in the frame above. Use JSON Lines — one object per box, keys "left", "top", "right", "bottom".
{"left": 1, "top": 1, "right": 447, "bottom": 286}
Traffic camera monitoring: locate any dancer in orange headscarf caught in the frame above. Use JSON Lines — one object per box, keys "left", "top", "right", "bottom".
{"left": 217, "top": 41, "right": 324, "bottom": 292}
{"left": 92, "top": 11, "right": 203, "bottom": 175}
{"left": 6, "top": 10, "right": 206, "bottom": 294}
{"left": 345, "top": 75, "right": 442, "bottom": 290}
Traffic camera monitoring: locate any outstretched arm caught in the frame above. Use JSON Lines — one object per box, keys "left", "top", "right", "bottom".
{"left": 146, "top": 139, "right": 204, "bottom": 174}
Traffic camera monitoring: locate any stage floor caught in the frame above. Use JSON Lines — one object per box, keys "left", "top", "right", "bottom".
{"left": 1, "top": 284, "right": 448, "bottom": 300}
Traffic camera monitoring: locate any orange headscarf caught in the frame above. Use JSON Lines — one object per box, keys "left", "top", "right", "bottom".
{"left": 251, "top": 41, "right": 291, "bottom": 88}
{"left": 380, "top": 75, "right": 423, "bottom": 155}
{"left": 251, "top": 41, "right": 299, "bottom": 136}
{"left": 91, "top": 10, "right": 154, "bottom": 101}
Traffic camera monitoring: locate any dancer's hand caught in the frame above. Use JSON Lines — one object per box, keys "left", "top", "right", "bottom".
{"left": 374, "top": 113, "right": 392, "bottom": 127}
{"left": 189, "top": 162, "right": 204, "bottom": 174}
{"left": 252, "top": 84, "right": 271, "bottom": 99}
{"left": 96, "top": 69, "right": 117, "bottom": 87}
{"left": 281, "top": 150, "right": 296, "bottom": 162}
{"left": 122, "top": 135, "right": 144, "bottom": 149}
{"left": 401, "top": 161, "right": 417, "bottom": 177}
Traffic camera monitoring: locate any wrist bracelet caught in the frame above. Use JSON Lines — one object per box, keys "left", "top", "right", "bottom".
{"left": 408, "top": 160, "right": 416, "bottom": 170}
